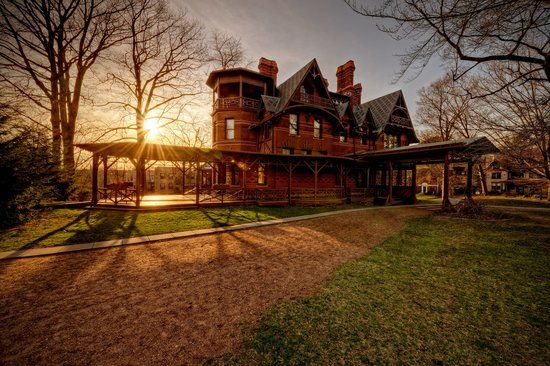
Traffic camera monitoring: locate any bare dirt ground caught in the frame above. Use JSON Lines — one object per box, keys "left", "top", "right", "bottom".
{"left": 0, "top": 208, "right": 426, "bottom": 365}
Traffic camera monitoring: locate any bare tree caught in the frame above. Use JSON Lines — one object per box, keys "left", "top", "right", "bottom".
{"left": 417, "top": 74, "right": 490, "bottom": 193}
{"left": 417, "top": 74, "right": 473, "bottom": 140}
{"left": 208, "top": 30, "right": 250, "bottom": 70}
{"left": 344, "top": 0, "right": 550, "bottom": 90}
{"left": 104, "top": 0, "right": 206, "bottom": 143}
{"left": 0, "top": 0, "right": 127, "bottom": 181}
{"left": 471, "top": 64, "right": 550, "bottom": 180}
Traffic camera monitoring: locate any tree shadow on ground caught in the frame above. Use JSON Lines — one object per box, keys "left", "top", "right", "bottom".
{"left": 19, "top": 210, "right": 142, "bottom": 250}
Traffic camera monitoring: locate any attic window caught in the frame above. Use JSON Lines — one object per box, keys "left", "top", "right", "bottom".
{"left": 339, "top": 130, "right": 347, "bottom": 143}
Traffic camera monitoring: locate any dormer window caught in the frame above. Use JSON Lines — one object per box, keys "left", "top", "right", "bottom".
{"left": 384, "top": 134, "right": 398, "bottom": 148}
{"left": 226, "top": 118, "right": 235, "bottom": 140}
{"left": 289, "top": 114, "right": 299, "bottom": 135}
{"left": 339, "top": 130, "right": 347, "bottom": 143}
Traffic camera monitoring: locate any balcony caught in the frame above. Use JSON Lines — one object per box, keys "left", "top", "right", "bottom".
{"left": 291, "top": 92, "right": 333, "bottom": 109}
{"left": 389, "top": 114, "right": 411, "bottom": 126}
{"left": 213, "top": 97, "right": 261, "bottom": 111}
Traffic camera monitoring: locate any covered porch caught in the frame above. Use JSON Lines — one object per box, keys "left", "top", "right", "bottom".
{"left": 76, "top": 142, "right": 358, "bottom": 209}
{"left": 352, "top": 137, "right": 500, "bottom": 210}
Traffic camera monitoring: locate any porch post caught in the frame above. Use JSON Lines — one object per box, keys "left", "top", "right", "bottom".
{"left": 386, "top": 160, "right": 393, "bottom": 205}
{"left": 181, "top": 161, "right": 186, "bottom": 194}
{"left": 135, "top": 158, "right": 142, "bottom": 208}
{"left": 92, "top": 153, "right": 99, "bottom": 205}
{"left": 314, "top": 160, "right": 318, "bottom": 205}
{"left": 242, "top": 163, "right": 246, "bottom": 201}
{"left": 412, "top": 163, "right": 417, "bottom": 204}
{"left": 442, "top": 152, "right": 451, "bottom": 210}
{"left": 102, "top": 155, "right": 108, "bottom": 188}
{"left": 288, "top": 160, "right": 292, "bottom": 205}
{"left": 195, "top": 158, "right": 200, "bottom": 206}
{"left": 366, "top": 167, "right": 370, "bottom": 188}
{"left": 466, "top": 160, "right": 473, "bottom": 200}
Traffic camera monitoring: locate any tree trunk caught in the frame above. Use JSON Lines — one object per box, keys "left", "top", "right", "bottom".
{"left": 136, "top": 112, "right": 146, "bottom": 143}
{"left": 50, "top": 110, "right": 62, "bottom": 171}
{"left": 477, "top": 164, "right": 488, "bottom": 196}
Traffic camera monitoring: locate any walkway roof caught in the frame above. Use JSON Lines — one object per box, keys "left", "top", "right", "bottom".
{"left": 349, "top": 137, "right": 499, "bottom": 164}
{"left": 75, "top": 142, "right": 356, "bottom": 162}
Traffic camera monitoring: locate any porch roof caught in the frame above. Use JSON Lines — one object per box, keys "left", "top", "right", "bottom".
{"left": 75, "top": 142, "right": 356, "bottom": 162}
{"left": 350, "top": 137, "right": 499, "bottom": 164}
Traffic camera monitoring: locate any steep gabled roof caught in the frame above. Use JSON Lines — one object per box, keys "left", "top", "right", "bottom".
{"left": 261, "top": 95, "right": 281, "bottom": 112}
{"left": 360, "top": 90, "right": 402, "bottom": 132}
{"left": 275, "top": 59, "right": 317, "bottom": 113}
{"left": 336, "top": 101, "right": 349, "bottom": 119}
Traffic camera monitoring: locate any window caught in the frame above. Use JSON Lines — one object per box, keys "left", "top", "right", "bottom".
{"left": 314, "top": 118, "right": 322, "bottom": 138}
{"left": 289, "top": 114, "right": 299, "bottom": 135}
{"left": 384, "top": 134, "right": 398, "bottom": 149}
{"left": 492, "top": 172, "right": 502, "bottom": 179}
{"left": 361, "top": 134, "right": 368, "bottom": 145}
{"left": 226, "top": 118, "right": 235, "bottom": 140}
{"left": 339, "top": 130, "right": 347, "bottom": 143}
{"left": 317, "top": 150, "right": 327, "bottom": 155}
{"left": 257, "top": 163, "right": 266, "bottom": 185}
{"left": 160, "top": 173, "right": 165, "bottom": 179}
{"left": 282, "top": 148, "right": 293, "bottom": 155}
{"left": 168, "top": 182, "right": 173, "bottom": 189}
{"left": 231, "top": 165, "right": 239, "bottom": 185}
{"left": 160, "top": 182, "right": 165, "bottom": 190}
{"left": 301, "top": 149, "right": 311, "bottom": 155}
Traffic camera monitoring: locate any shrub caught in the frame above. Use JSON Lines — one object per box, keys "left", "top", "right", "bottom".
{"left": 0, "top": 108, "right": 57, "bottom": 229}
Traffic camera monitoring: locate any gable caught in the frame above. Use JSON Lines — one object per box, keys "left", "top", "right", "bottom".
{"left": 275, "top": 59, "right": 337, "bottom": 116}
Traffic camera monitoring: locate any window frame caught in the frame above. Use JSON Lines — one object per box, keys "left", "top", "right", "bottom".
{"left": 289, "top": 114, "right": 299, "bottom": 135}
{"left": 257, "top": 163, "right": 267, "bottom": 185}
{"left": 226, "top": 118, "right": 235, "bottom": 140}
{"left": 313, "top": 118, "right": 322, "bottom": 139}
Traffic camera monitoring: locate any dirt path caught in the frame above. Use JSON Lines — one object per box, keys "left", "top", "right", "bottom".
{"left": 0, "top": 208, "right": 426, "bottom": 365}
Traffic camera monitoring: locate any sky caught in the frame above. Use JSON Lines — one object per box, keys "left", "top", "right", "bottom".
{"left": 183, "top": 0, "right": 446, "bottom": 121}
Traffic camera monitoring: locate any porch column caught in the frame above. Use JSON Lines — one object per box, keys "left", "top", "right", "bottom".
{"left": 412, "top": 164, "right": 417, "bottom": 204}
{"left": 92, "top": 153, "right": 99, "bottom": 205}
{"left": 288, "top": 161, "right": 292, "bottom": 205}
{"left": 242, "top": 163, "right": 246, "bottom": 201}
{"left": 181, "top": 161, "right": 186, "bottom": 194}
{"left": 442, "top": 153, "right": 452, "bottom": 210}
{"left": 466, "top": 161, "right": 473, "bottom": 200}
{"left": 135, "top": 158, "right": 142, "bottom": 208}
{"left": 195, "top": 158, "right": 200, "bottom": 206}
{"left": 314, "top": 160, "right": 318, "bottom": 205}
{"left": 102, "top": 155, "right": 108, "bottom": 188}
{"left": 386, "top": 160, "right": 393, "bottom": 205}
{"left": 366, "top": 167, "right": 370, "bottom": 188}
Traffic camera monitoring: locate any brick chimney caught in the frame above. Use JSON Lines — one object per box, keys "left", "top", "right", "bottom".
{"left": 258, "top": 57, "right": 278, "bottom": 85}
{"left": 336, "top": 60, "right": 362, "bottom": 106}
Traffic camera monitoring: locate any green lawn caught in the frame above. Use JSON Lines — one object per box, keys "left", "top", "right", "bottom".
{"left": 474, "top": 196, "right": 550, "bottom": 208}
{"left": 0, "top": 205, "right": 360, "bottom": 252}
{"left": 220, "top": 211, "right": 550, "bottom": 365}
{"left": 416, "top": 194, "right": 550, "bottom": 208}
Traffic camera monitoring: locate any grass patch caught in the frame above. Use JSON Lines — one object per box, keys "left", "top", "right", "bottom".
{"left": 221, "top": 211, "right": 550, "bottom": 365}
{"left": 416, "top": 194, "right": 442, "bottom": 205}
{"left": 0, "top": 205, "right": 361, "bottom": 252}
{"left": 473, "top": 196, "right": 550, "bottom": 208}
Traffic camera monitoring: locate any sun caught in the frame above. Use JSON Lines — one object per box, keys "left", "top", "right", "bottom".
{"left": 143, "top": 119, "right": 160, "bottom": 140}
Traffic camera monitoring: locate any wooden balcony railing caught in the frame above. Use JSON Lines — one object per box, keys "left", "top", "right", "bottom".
{"left": 291, "top": 92, "right": 333, "bottom": 109}
{"left": 213, "top": 97, "right": 261, "bottom": 111}
{"left": 390, "top": 114, "right": 411, "bottom": 126}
